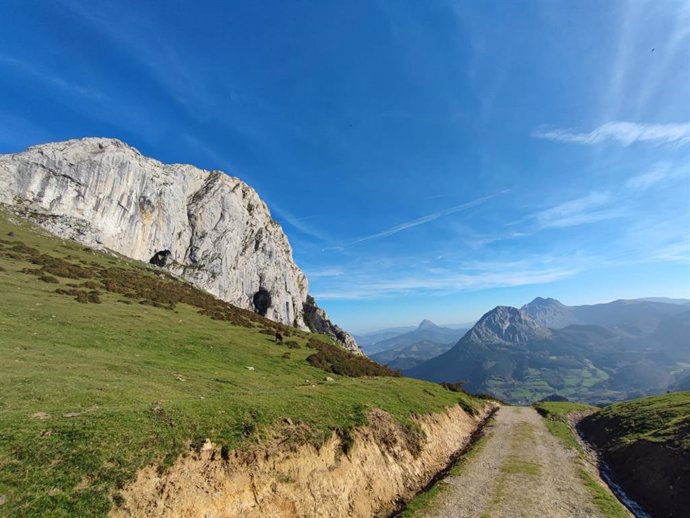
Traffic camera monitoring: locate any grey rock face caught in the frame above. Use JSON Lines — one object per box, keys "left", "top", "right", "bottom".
{"left": 467, "top": 306, "right": 550, "bottom": 344}
{"left": 0, "top": 138, "right": 361, "bottom": 353}
{"left": 521, "top": 297, "right": 577, "bottom": 329}
{"left": 302, "top": 296, "right": 363, "bottom": 355}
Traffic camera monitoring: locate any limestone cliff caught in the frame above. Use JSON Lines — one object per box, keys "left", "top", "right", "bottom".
{"left": 0, "top": 137, "right": 361, "bottom": 353}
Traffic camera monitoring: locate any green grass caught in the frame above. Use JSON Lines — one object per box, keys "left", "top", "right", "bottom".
{"left": 500, "top": 457, "right": 540, "bottom": 476}
{"left": 533, "top": 401, "right": 595, "bottom": 451}
{"left": 583, "top": 391, "right": 690, "bottom": 449}
{"left": 399, "top": 480, "right": 446, "bottom": 517}
{"left": 578, "top": 469, "right": 630, "bottom": 518}
{"left": 0, "top": 212, "right": 482, "bottom": 517}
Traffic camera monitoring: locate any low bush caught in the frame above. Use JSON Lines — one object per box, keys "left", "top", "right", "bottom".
{"left": 306, "top": 337, "right": 400, "bottom": 377}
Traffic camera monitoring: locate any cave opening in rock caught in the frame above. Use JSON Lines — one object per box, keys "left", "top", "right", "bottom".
{"left": 253, "top": 288, "right": 271, "bottom": 316}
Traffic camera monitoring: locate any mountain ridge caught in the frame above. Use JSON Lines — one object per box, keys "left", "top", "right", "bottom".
{"left": 369, "top": 319, "right": 466, "bottom": 371}
{"left": 407, "top": 298, "right": 690, "bottom": 403}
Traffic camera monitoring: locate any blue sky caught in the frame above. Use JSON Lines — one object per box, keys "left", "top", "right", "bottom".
{"left": 1, "top": 0, "right": 689, "bottom": 332}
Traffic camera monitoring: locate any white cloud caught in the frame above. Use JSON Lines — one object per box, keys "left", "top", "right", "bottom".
{"left": 0, "top": 54, "right": 105, "bottom": 101}
{"left": 306, "top": 268, "right": 344, "bottom": 278}
{"left": 534, "top": 121, "right": 690, "bottom": 146}
{"left": 626, "top": 162, "right": 690, "bottom": 190}
{"left": 532, "top": 192, "right": 622, "bottom": 229}
{"left": 270, "top": 204, "right": 332, "bottom": 243}
{"left": 312, "top": 264, "right": 579, "bottom": 300}
{"left": 338, "top": 190, "right": 509, "bottom": 249}
{"left": 651, "top": 241, "right": 690, "bottom": 262}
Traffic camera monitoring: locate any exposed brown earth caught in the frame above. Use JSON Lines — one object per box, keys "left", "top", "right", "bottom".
{"left": 110, "top": 404, "right": 494, "bottom": 518}
{"left": 417, "top": 407, "right": 619, "bottom": 518}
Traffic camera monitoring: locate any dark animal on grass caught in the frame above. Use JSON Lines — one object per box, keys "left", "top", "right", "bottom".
{"left": 275, "top": 331, "right": 283, "bottom": 344}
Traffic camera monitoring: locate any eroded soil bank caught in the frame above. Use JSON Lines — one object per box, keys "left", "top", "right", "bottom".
{"left": 578, "top": 416, "right": 689, "bottom": 518}
{"left": 110, "top": 403, "right": 494, "bottom": 518}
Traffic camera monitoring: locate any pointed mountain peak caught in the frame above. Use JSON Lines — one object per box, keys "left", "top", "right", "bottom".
{"left": 417, "top": 319, "right": 438, "bottom": 330}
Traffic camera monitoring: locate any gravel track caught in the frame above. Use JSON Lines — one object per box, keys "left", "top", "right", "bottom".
{"left": 419, "top": 407, "right": 610, "bottom": 518}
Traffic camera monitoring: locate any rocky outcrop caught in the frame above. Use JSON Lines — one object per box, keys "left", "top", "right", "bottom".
{"left": 302, "top": 295, "right": 362, "bottom": 355}
{"left": 0, "top": 138, "right": 359, "bottom": 352}
{"left": 466, "top": 306, "right": 551, "bottom": 344}
{"left": 110, "top": 403, "right": 495, "bottom": 518}
{"left": 521, "top": 297, "right": 578, "bottom": 329}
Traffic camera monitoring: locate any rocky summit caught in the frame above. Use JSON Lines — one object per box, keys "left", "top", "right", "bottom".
{"left": 0, "top": 137, "right": 361, "bottom": 354}
{"left": 465, "top": 306, "right": 551, "bottom": 344}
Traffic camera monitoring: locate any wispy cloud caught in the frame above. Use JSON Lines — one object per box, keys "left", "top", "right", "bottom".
{"left": 270, "top": 204, "right": 332, "bottom": 243}
{"left": 651, "top": 241, "right": 690, "bottom": 263}
{"left": 530, "top": 192, "right": 622, "bottom": 229}
{"left": 57, "top": 1, "right": 223, "bottom": 116}
{"left": 0, "top": 54, "right": 105, "bottom": 101}
{"left": 305, "top": 268, "right": 344, "bottom": 278}
{"left": 534, "top": 121, "right": 690, "bottom": 146}
{"left": 311, "top": 255, "right": 582, "bottom": 300}
{"left": 626, "top": 162, "right": 690, "bottom": 190}
{"left": 334, "top": 190, "right": 509, "bottom": 250}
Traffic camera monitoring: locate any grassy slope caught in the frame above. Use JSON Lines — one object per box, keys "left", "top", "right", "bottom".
{"left": 577, "top": 392, "right": 690, "bottom": 517}
{"left": 0, "top": 212, "right": 480, "bottom": 517}
{"left": 581, "top": 391, "right": 690, "bottom": 449}
{"left": 533, "top": 402, "right": 629, "bottom": 518}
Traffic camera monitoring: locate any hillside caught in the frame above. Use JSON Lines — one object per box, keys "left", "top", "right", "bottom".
{"left": 521, "top": 296, "right": 688, "bottom": 336}
{"left": 407, "top": 303, "right": 690, "bottom": 404}
{"left": 578, "top": 391, "right": 690, "bottom": 517}
{"left": 0, "top": 212, "right": 486, "bottom": 517}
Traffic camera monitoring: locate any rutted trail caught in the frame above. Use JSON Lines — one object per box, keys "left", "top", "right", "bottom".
{"left": 418, "top": 407, "right": 624, "bottom": 518}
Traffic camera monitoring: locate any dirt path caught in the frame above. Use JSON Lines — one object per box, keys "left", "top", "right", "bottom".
{"left": 418, "top": 407, "right": 611, "bottom": 518}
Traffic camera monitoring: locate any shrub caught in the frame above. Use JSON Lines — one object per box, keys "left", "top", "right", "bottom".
{"left": 87, "top": 290, "right": 102, "bottom": 303}
{"left": 441, "top": 381, "right": 465, "bottom": 393}
{"left": 305, "top": 337, "right": 399, "bottom": 377}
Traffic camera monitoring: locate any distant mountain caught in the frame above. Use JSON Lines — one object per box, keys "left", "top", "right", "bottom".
{"left": 520, "top": 297, "right": 577, "bottom": 328}
{"left": 368, "top": 320, "right": 467, "bottom": 370}
{"left": 521, "top": 297, "right": 688, "bottom": 335}
{"left": 370, "top": 340, "right": 455, "bottom": 371}
{"left": 407, "top": 299, "right": 690, "bottom": 404}
{"left": 638, "top": 297, "right": 690, "bottom": 305}
{"left": 652, "top": 309, "right": 690, "bottom": 361}
{"left": 463, "top": 306, "right": 549, "bottom": 344}
{"left": 406, "top": 307, "right": 551, "bottom": 393}
{"left": 354, "top": 326, "right": 417, "bottom": 353}
{"left": 570, "top": 299, "right": 687, "bottom": 337}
